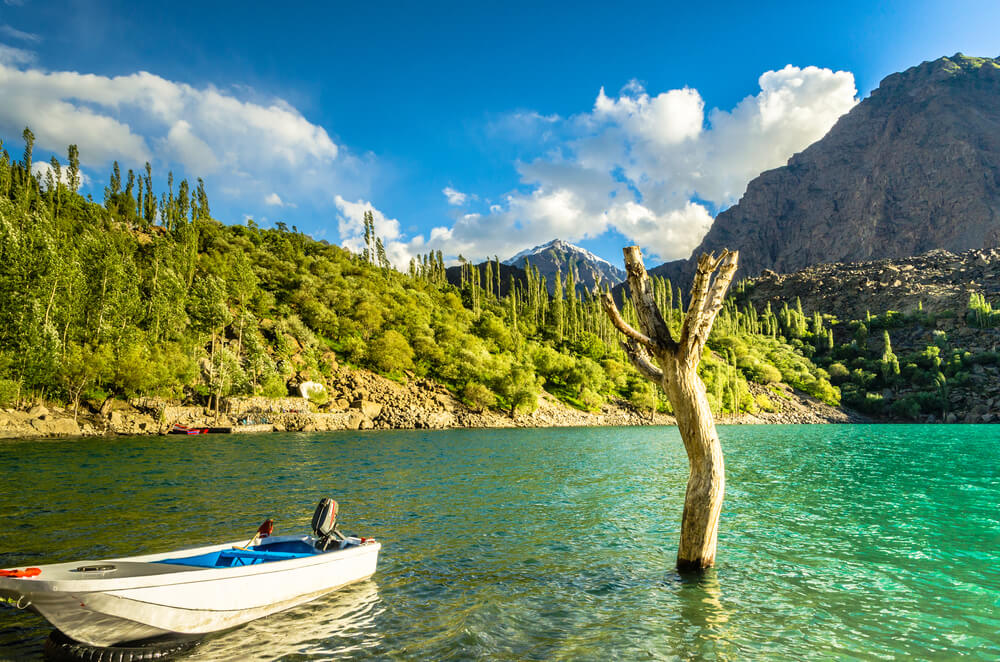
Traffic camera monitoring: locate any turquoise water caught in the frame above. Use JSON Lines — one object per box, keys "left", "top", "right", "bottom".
{"left": 1, "top": 425, "right": 999, "bottom": 660}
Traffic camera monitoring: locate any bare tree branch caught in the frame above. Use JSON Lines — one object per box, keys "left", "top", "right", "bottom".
{"left": 691, "top": 250, "right": 739, "bottom": 355}
{"left": 622, "top": 246, "right": 677, "bottom": 350}
{"left": 679, "top": 252, "right": 724, "bottom": 352}
{"left": 621, "top": 340, "right": 664, "bottom": 383}
{"left": 600, "top": 291, "right": 654, "bottom": 349}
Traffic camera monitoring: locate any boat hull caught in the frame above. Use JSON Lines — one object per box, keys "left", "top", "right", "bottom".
{"left": 1, "top": 536, "right": 380, "bottom": 647}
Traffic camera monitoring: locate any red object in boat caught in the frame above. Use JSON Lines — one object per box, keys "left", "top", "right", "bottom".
{"left": 257, "top": 519, "right": 274, "bottom": 538}
{"left": 0, "top": 567, "right": 41, "bottom": 578}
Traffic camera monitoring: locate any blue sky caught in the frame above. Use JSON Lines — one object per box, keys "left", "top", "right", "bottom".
{"left": 1, "top": 0, "right": 998, "bottom": 268}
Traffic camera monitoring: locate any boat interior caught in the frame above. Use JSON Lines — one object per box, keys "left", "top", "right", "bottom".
{"left": 156, "top": 499, "right": 351, "bottom": 569}
{"left": 156, "top": 539, "right": 321, "bottom": 568}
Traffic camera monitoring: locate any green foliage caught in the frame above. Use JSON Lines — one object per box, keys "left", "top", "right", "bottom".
{"left": 967, "top": 292, "right": 1000, "bottom": 328}
{"left": 368, "top": 330, "right": 415, "bottom": 373}
{"left": 461, "top": 381, "right": 496, "bottom": 412}
{"left": 0, "top": 127, "right": 918, "bottom": 421}
{"left": 0, "top": 378, "right": 20, "bottom": 406}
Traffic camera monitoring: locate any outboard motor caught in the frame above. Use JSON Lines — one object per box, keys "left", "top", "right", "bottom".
{"left": 312, "top": 498, "right": 347, "bottom": 550}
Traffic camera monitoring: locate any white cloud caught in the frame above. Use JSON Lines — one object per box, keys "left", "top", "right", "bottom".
{"left": 31, "top": 159, "right": 89, "bottom": 190}
{"left": 264, "top": 192, "right": 283, "bottom": 206}
{"left": 0, "top": 26, "right": 40, "bottom": 43}
{"left": 0, "top": 58, "right": 365, "bottom": 220}
{"left": 0, "top": 42, "right": 34, "bottom": 65}
{"left": 415, "top": 65, "right": 857, "bottom": 262}
{"left": 334, "top": 195, "right": 413, "bottom": 268}
{"left": 442, "top": 186, "right": 468, "bottom": 206}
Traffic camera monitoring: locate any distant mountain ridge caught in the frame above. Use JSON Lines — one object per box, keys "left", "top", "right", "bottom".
{"left": 651, "top": 54, "right": 1000, "bottom": 286}
{"left": 503, "top": 239, "right": 626, "bottom": 293}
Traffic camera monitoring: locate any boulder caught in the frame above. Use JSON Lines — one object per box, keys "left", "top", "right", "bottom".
{"left": 350, "top": 400, "right": 382, "bottom": 419}
{"left": 27, "top": 405, "right": 49, "bottom": 418}
{"left": 30, "top": 417, "right": 80, "bottom": 436}
{"left": 346, "top": 410, "right": 366, "bottom": 430}
{"left": 299, "top": 381, "right": 326, "bottom": 400}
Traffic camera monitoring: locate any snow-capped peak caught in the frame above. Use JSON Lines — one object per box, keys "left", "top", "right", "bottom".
{"left": 503, "top": 239, "right": 616, "bottom": 268}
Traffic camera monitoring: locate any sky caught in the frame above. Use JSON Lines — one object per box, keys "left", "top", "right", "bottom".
{"left": 1, "top": 0, "right": 999, "bottom": 269}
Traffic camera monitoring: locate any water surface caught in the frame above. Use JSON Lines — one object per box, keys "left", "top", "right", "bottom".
{"left": 1, "top": 425, "right": 998, "bottom": 660}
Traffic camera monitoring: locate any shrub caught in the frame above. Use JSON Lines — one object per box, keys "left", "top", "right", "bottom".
{"left": 827, "top": 362, "right": 850, "bottom": 383}
{"left": 740, "top": 360, "right": 780, "bottom": 384}
{"left": 461, "top": 381, "right": 496, "bottom": 412}
{"left": 754, "top": 393, "right": 777, "bottom": 412}
{"left": 368, "top": 330, "right": 414, "bottom": 373}
{"left": 0, "top": 378, "right": 20, "bottom": 406}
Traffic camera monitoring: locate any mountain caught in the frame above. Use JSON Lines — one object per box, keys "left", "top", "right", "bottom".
{"left": 503, "top": 239, "right": 626, "bottom": 293}
{"left": 444, "top": 260, "right": 528, "bottom": 296}
{"left": 652, "top": 54, "right": 1000, "bottom": 286}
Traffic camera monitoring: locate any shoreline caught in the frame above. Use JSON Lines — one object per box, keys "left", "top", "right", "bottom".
{"left": 0, "top": 367, "right": 858, "bottom": 441}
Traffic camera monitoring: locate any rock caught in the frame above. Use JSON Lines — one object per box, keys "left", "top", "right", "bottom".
{"left": 346, "top": 410, "right": 366, "bottom": 430}
{"left": 30, "top": 417, "right": 80, "bottom": 436}
{"left": 299, "top": 381, "right": 326, "bottom": 400}
{"left": 27, "top": 405, "right": 49, "bottom": 418}
{"left": 350, "top": 400, "right": 382, "bottom": 419}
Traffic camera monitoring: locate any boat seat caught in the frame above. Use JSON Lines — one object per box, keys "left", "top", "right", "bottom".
{"left": 217, "top": 549, "right": 307, "bottom": 567}
{"left": 156, "top": 548, "right": 313, "bottom": 568}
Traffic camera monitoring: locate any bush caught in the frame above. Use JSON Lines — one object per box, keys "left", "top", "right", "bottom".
{"left": 743, "top": 362, "right": 782, "bottom": 384}
{"left": 261, "top": 373, "right": 288, "bottom": 398}
{"left": 368, "top": 330, "right": 414, "bottom": 373}
{"left": 0, "top": 378, "right": 19, "bottom": 406}
{"left": 890, "top": 396, "right": 922, "bottom": 420}
{"left": 827, "top": 362, "right": 850, "bottom": 383}
{"left": 579, "top": 387, "right": 603, "bottom": 412}
{"left": 461, "top": 381, "right": 496, "bottom": 412}
{"left": 754, "top": 393, "right": 777, "bottom": 412}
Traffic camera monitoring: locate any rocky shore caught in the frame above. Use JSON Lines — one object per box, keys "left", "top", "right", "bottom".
{"left": 0, "top": 365, "right": 851, "bottom": 440}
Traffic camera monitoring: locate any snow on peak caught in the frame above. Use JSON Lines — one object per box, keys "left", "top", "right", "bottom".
{"left": 503, "top": 239, "right": 616, "bottom": 269}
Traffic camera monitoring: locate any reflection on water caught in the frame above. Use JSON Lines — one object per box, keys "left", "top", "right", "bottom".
{"left": 190, "top": 581, "right": 383, "bottom": 661}
{"left": 1, "top": 425, "right": 999, "bottom": 660}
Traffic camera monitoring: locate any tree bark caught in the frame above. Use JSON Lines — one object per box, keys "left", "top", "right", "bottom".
{"left": 601, "top": 246, "right": 738, "bottom": 572}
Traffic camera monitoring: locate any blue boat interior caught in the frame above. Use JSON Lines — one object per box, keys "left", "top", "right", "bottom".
{"left": 156, "top": 540, "right": 322, "bottom": 568}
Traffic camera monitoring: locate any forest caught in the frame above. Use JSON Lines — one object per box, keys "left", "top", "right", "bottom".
{"left": 1, "top": 127, "right": 985, "bottom": 422}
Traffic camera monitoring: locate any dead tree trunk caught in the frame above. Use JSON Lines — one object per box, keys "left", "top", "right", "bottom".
{"left": 601, "top": 246, "right": 738, "bottom": 572}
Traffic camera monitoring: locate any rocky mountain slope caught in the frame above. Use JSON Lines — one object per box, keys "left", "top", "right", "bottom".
{"left": 654, "top": 54, "right": 1000, "bottom": 285}
{"left": 504, "top": 239, "right": 626, "bottom": 293}
{"left": 743, "top": 247, "right": 1000, "bottom": 323}
{"left": 741, "top": 247, "right": 1000, "bottom": 423}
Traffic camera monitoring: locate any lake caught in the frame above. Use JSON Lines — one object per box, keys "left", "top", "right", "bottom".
{"left": 2, "top": 425, "right": 999, "bottom": 660}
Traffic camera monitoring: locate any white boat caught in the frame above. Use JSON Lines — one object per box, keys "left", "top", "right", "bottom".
{"left": 0, "top": 499, "right": 380, "bottom": 649}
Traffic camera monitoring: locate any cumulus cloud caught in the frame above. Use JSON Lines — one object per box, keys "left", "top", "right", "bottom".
{"left": 0, "top": 58, "right": 364, "bottom": 218}
{"left": 264, "top": 192, "right": 296, "bottom": 208}
{"left": 31, "top": 159, "right": 89, "bottom": 190}
{"left": 442, "top": 186, "right": 470, "bottom": 206}
{"left": 335, "top": 195, "right": 415, "bottom": 268}
{"left": 415, "top": 65, "right": 857, "bottom": 262}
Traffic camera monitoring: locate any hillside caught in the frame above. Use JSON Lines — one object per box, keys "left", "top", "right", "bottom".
{"left": 0, "top": 129, "right": 850, "bottom": 433}
{"left": 654, "top": 54, "right": 1000, "bottom": 284}
{"left": 732, "top": 247, "right": 1000, "bottom": 422}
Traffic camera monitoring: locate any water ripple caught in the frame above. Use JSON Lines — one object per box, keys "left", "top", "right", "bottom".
{"left": 1, "top": 425, "right": 998, "bottom": 659}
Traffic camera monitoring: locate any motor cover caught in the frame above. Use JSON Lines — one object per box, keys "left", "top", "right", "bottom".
{"left": 311, "top": 498, "right": 339, "bottom": 538}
